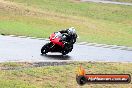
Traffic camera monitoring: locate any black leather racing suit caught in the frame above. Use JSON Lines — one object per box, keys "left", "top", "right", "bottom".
{"left": 59, "top": 29, "right": 77, "bottom": 44}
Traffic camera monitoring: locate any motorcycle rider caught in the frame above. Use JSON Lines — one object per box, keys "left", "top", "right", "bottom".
{"left": 41, "top": 27, "right": 77, "bottom": 55}
{"left": 59, "top": 27, "right": 77, "bottom": 44}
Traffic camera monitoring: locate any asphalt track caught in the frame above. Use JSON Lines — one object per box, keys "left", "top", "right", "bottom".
{"left": 81, "top": 0, "right": 132, "bottom": 6}
{"left": 0, "top": 35, "right": 132, "bottom": 62}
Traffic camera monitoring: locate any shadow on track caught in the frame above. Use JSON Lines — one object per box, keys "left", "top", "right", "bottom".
{"left": 41, "top": 54, "right": 71, "bottom": 60}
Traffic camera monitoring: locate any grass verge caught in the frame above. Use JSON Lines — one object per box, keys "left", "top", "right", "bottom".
{"left": 0, "top": 62, "right": 132, "bottom": 88}
{"left": 0, "top": 0, "right": 132, "bottom": 46}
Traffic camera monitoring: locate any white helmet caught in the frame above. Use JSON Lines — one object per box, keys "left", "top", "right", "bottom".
{"left": 68, "top": 27, "right": 76, "bottom": 35}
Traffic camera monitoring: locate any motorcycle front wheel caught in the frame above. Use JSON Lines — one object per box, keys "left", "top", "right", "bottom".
{"left": 41, "top": 43, "right": 50, "bottom": 54}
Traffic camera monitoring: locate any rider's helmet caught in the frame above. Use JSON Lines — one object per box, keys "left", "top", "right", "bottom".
{"left": 67, "top": 27, "right": 76, "bottom": 36}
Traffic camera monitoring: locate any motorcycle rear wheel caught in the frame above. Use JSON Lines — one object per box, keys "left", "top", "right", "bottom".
{"left": 62, "top": 49, "right": 69, "bottom": 55}
{"left": 61, "top": 44, "right": 73, "bottom": 55}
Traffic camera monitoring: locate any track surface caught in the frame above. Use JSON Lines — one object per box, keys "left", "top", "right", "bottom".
{"left": 81, "top": 0, "right": 132, "bottom": 5}
{"left": 0, "top": 35, "right": 132, "bottom": 62}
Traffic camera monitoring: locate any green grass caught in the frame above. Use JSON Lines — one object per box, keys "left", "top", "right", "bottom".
{"left": 0, "top": 62, "right": 31, "bottom": 67}
{"left": 0, "top": 0, "right": 132, "bottom": 46}
{"left": 0, "top": 62, "right": 132, "bottom": 88}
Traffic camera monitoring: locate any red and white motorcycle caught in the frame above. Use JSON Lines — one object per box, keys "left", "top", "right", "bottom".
{"left": 41, "top": 32, "right": 77, "bottom": 55}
